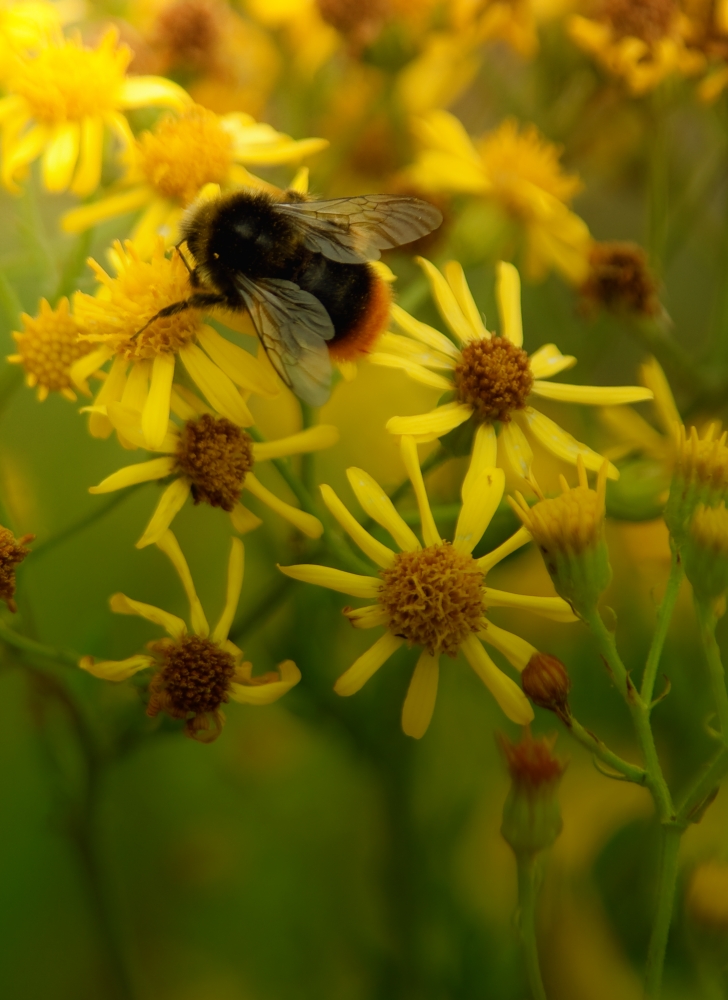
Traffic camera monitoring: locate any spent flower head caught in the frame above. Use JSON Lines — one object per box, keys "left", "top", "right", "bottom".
{"left": 579, "top": 241, "right": 661, "bottom": 319}
{"left": 7, "top": 297, "right": 93, "bottom": 402}
{"left": 280, "top": 435, "right": 580, "bottom": 739}
{"left": 0, "top": 525, "right": 33, "bottom": 613}
{"left": 499, "top": 730, "right": 566, "bottom": 859}
{"left": 80, "top": 530, "right": 301, "bottom": 742}
{"left": 0, "top": 26, "right": 190, "bottom": 196}
{"left": 373, "top": 258, "right": 652, "bottom": 489}
{"left": 521, "top": 651, "right": 571, "bottom": 722}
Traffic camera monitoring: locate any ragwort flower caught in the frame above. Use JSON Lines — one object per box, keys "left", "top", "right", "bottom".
{"left": 372, "top": 258, "right": 652, "bottom": 488}
{"left": 70, "top": 238, "right": 279, "bottom": 450}
{"left": 7, "top": 296, "right": 93, "bottom": 402}
{"left": 0, "top": 26, "right": 190, "bottom": 196}
{"left": 407, "top": 112, "right": 592, "bottom": 284}
{"left": 88, "top": 389, "right": 337, "bottom": 545}
{"left": 62, "top": 104, "right": 328, "bottom": 258}
{"left": 280, "top": 435, "right": 579, "bottom": 739}
{"left": 80, "top": 530, "right": 301, "bottom": 743}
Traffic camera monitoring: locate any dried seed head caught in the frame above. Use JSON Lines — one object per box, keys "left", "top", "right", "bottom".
{"left": 0, "top": 527, "right": 33, "bottom": 613}
{"left": 580, "top": 241, "right": 660, "bottom": 318}
{"left": 454, "top": 337, "right": 533, "bottom": 424}
{"left": 499, "top": 731, "right": 566, "bottom": 858}
{"left": 175, "top": 413, "right": 254, "bottom": 511}
{"left": 379, "top": 542, "right": 485, "bottom": 657}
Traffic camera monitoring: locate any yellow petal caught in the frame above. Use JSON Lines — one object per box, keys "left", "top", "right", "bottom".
{"left": 401, "top": 650, "right": 439, "bottom": 738}
{"left": 116, "top": 75, "right": 191, "bottom": 109}
{"left": 155, "top": 530, "right": 209, "bottom": 637}
{"left": 131, "top": 197, "right": 174, "bottom": 259}
{"left": 170, "top": 384, "right": 211, "bottom": 420}
{"left": 444, "top": 260, "right": 489, "bottom": 340}
{"left": 334, "top": 632, "right": 404, "bottom": 696}
{"left": 640, "top": 356, "right": 680, "bottom": 435}
{"left": 109, "top": 592, "right": 187, "bottom": 639}
{"left": 89, "top": 456, "right": 176, "bottom": 494}
{"left": 530, "top": 381, "right": 654, "bottom": 405}
{"left": 197, "top": 325, "right": 279, "bottom": 398}
{"left": 89, "top": 355, "right": 129, "bottom": 438}
{"left": 599, "top": 405, "right": 665, "bottom": 457}
{"left": 71, "top": 115, "right": 104, "bottom": 196}
{"left": 244, "top": 473, "right": 323, "bottom": 538}
{"left": 70, "top": 345, "right": 113, "bottom": 392}
{"left": 501, "top": 420, "right": 534, "bottom": 484}
{"left": 136, "top": 477, "right": 191, "bottom": 549}
{"left": 62, "top": 186, "right": 151, "bottom": 233}
{"left": 368, "top": 352, "right": 454, "bottom": 390}
{"left": 479, "top": 621, "right": 537, "bottom": 672}
{"left": 2, "top": 123, "right": 49, "bottom": 192}
{"left": 460, "top": 635, "right": 534, "bottom": 724}
{"left": 376, "top": 331, "right": 457, "bottom": 370}
{"left": 483, "top": 587, "right": 578, "bottom": 622}
{"left": 528, "top": 343, "right": 577, "bottom": 380}
{"left": 477, "top": 526, "right": 531, "bottom": 572}
{"left": 120, "top": 358, "right": 151, "bottom": 413}
{"left": 80, "top": 653, "right": 154, "bottom": 682}
{"left": 278, "top": 563, "right": 381, "bottom": 597}
{"left": 106, "top": 402, "right": 178, "bottom": 453}
{"left": 253, "top": 424, "right": 339, "bottom": 461}
{"left": 461, "top": 423, "right": 497, "bottom": 502}
{"left": 517, "top": 407, "right": 619, "bottom": 479}
{"left": 495, "top": 261, "right": 523, "bottom": 347}
{"left": 400, "top": 435, "right": 440, "bottom": 547}
{"left": 417, "top": 256, "right": 475, "bottom": 343}
{"left": 344, "top": 605, "right": 389, "bottom": 629}
{"left": 213, "top": 537, "right": 244, "bottom": 643}
{"left": 229, "top": 659, "right": 301, "bottom": 705}
{"left": 320, "top": 484, "right": 395, "bottom": 567}
{"left": 42, "top": 121, "right": 80, "bottom": 192}
{"left": 142, "top": 353, "right": 175, "bottom": 449}
{"left": 179, "top": 342, "right": 253, "bottom": 426}
{"left": 230, "top": 502, "right": 263, "bottom": 533}
{"left": 346, "top": 467, "right": 420, "bottom": 552}
{"left": 454, "top": 466, "right": 504, "bottom": 554}
{"left": 387, "top": 402, "right": 471, "bottom": 438}
{"left": 390, "top": 303, "right": 461, "bottom": 358}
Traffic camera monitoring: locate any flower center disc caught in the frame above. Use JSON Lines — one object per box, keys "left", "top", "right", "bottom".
{"left": 175, "top": 413, "right": 254, "bottom": 511}
{"left": 454, "top": 337, "right": 533, "bottom": 424}
{"left": 602, "top": 0, "right": 675, "bottom": 42}
{"left": 156, "top": 634, "right": 236, "bottom": 716}
{"left": 379, "top": 542, "right": 485, "bottom": 657}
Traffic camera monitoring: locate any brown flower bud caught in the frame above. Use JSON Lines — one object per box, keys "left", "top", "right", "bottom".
{"left": 0, "top": 527, "right": 33, "bottom": 613}
{"left": 499, "top": 732, "right": 566, "bottom": 858}
{"left": 522, "top": 652, "right": 571, "bottom": 722}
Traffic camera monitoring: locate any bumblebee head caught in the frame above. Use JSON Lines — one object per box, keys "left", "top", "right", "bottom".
{"left": 179, "top": 194, "right": 219, "bottom": 265}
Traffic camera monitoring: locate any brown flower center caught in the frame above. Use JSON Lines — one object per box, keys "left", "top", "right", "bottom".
{"left": 153, "top": 0, "right": 224, "bottom": 69}
{"left": 175, "top": 413, "right": 254, "bottom": 511}
{"left": 581, "top": 241, "right": 659, "bottom": 317}
{"left": 454, "top": 337, "right": 533, "bottom": 424}
{"left": 379, "top": 542, "right": 485, "bottom": 657}
{"left": 601, "top": 0, "right": 676, "bottom": 42}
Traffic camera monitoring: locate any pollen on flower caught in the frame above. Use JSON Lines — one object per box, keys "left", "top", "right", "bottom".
{"left": 147, "top": 633, "right": 236, "bottom": 742}
{"left": 379, "top": 542, "right": 485, "bottom": 657}
{"left": 454, "top": 337, "right": 533, "bottom": 424}
{"left": 0, "top": 526, "right": 33, "bottom": 613}
{"left": 175, "top": 413, "right": 254, "bottom": 510}
{"left": 138, "top": 106, "right": 234, "bottom": 205}
{"left": 9, "top": 297, "right": 93, "bottom": 401}
{"left": 8, "top": 31, "right": 130, "bottom": 121}
{"left": 580, "top": 241, "right": 660, "bottom": 318}
{"left": 601, "top": 0, "right": 676, "bottom": 42}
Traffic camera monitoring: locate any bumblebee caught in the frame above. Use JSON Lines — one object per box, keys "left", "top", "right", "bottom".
{"left": 143, "top": 188, "right": 442, "bottom": 406}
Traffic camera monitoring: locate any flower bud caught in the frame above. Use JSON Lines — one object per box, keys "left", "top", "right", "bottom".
{"left": 683, "top": 503, "right": 728, "bottom": 603}
{"left": 500, "top": 732, "right": 565, "bottom": 860}
{"left": 665, "top": 424, "right": 728, "bottom": 547}
{"left": 509, "top": 458, "right": 611, "bottom": 618}
{"left": 522, "top": 653, "right": 571, "bottom": 722}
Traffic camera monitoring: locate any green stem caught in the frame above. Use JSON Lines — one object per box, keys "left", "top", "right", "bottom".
{"left": 695, "top": 599, "right": 728, "bottom": 743}
{"left": 567, "top": 714, "right": 647, "bottom": 785}
{"left": 641, "top": 551, "right": 683, "bottom": 706}
{"left": 54, "top": 227, "right": 94, "bottom": 304}
{"left": 31, "top": 486, "right": 143, "bottom": 560}
{"left": 516, "top": 856, "right": 548, "bottom": 1000}
{"left": 677, "top": 745, "right": 728, "bottom": 826}
{"left": 0, "top": 619, "right": 79, "bottom": 667}
{"left": 644, "top": 825, "right": 682, "bottom": 999}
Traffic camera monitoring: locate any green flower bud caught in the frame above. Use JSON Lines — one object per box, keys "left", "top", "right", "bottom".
{"left": 500, "top": 732, "right": 565, "bottom": 860}
{"left": 605, "top": 457, "right": 671, "bottom": 521}
{"left": 683, "top": 503, "right": 728, "bottom": 603}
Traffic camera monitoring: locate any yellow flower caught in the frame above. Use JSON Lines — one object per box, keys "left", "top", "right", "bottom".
{"left": 280, "top": 435, "right": 579, "bottom": 738}
{"left": 371, "top": 258, "right": 652, "bottom": 488}
{"left": 0, "top": 26, "right": 190, "bottom": 196}
{"left": 70, "top": 238, "right": 280, "bottom": 450}
{"left": 0, "top": 1, "right": 62, "bottom": 66}
{"left": 407, "top": 112, "right": 592, "bottom": 283}
{"left": 88, "top": 389, "right": 337, "bottom": 545}
{"left": 568, "top": 0, "right": 705, "bottom": 95}
{"left": 80, "top": 530, "right": 301, "bottom": 743}
{"left": 62, "top": 104, "right": 328, "bottom": 258}
{"left": 7, "top": 296, "right": 93, "bottom": 402}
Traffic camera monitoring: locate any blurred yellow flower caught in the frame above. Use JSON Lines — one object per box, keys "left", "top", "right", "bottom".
{"left": 80, "top": 530, "right": 301, "bottom": 743}
{"left": 70, "top": 239, "right": 279, "bottom": 449}
{"left": 7, "top": 296, "right": 93, "bottom": 402}
{"left": 371, "top": 258, "right": 652, "bottom": 487}
{"left": 89, "top": 390, "right": 337, "bottom": 545}
{"left": 62, "top": 104, "right": 328, "bottom": 257}
{"left": 0, "top": 0, "right": 62, "bottom": 64}
{"left": 599, "top": 356, "right": 680, "bottom": 467}
{"left": 281, "top": 435, "right": 580, "bottom": 738}
{"left": 0, "top": 27, "right": 190, "bottom": 196}
{"left": 568, "top": 0, "right": 704, "bottom": 94}
{"left": 407, "top": 112, "right": 592, "bottom": 283}
{"left": 683, "top": 0, "right": 728, "bottom": 99}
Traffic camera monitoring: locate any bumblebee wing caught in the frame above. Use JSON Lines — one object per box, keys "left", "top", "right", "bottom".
{"left": 275, "top": 195, "right": 443, "bottom": 264}
{"left": 235, "top": 274, "right": 334, "bottom": 408}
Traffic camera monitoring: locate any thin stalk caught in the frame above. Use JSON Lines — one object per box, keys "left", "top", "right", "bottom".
{"left": 677, "top": 745, "right": 728, "bottom": 826}
{"left": 54, "top": 227, "right": 94, "bottom": 304}
{"left": 517, "top": 856, "right": 548, "bottom": 1000}
{"left": 0, "top": 619, "right": 79, "bottom": 667}
{"left": 695, "top": 600, "right": 728, "bottom": 742}
{"left": 567, "top": 714, "right": 647, "bottom": 784}
{"left": 229, "top": 574, "right": 295, "bottom": 644}
{"left": 641, "top": 551, "right": 683, "bottom": 706}
{"left": 31, "top": 486, "right": 143, "bottom": 559}
{"left": 644, "top": 825, "right": 682, "bottom": 999}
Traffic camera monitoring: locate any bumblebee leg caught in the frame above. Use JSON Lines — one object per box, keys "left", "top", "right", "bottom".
{"left": 132, "top": 293, "right": 227, "bottom": 338}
